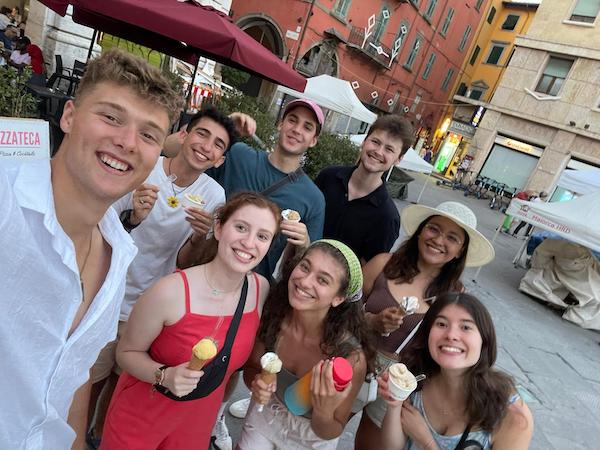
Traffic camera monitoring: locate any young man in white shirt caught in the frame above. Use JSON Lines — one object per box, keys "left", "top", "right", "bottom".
{"left": 85, "top": 105, "right": 238, "bottom": 447}
{"left": 0, "top": 49, "right": 181, "bottom": 450}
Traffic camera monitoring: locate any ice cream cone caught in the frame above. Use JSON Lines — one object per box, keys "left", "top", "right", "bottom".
{"left": 256, "top": 352, "right": 282, "bottom": 412}
{"left": 188, "top": 356, "right": 210, "bottom": 371}
{"left": 189, "top": 337, "right": 217, "bottom": 370}
{"left": 260, "top": 369, "right": 277, "bottom": 385}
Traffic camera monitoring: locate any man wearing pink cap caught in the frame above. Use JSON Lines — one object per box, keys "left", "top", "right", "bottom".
{"left": 178, "top": 98, "right": 325, "bottom": 280}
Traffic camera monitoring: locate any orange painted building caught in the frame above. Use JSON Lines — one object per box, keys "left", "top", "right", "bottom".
{"left": 230, "top": 0, "right": 487, "bottom": 135}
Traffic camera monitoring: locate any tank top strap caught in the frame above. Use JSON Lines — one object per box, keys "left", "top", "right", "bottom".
{"left": 251, "top": 272, "right": 260, "bottom": 312}
{"left": 176, "top": 269, "right": 192, "bottom": 314}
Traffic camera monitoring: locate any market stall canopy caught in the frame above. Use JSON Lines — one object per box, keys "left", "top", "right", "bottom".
{"left": 556, "top": 168, "right": 600, "bottom": 195}
{"left": 506, "top": 194, "right": 600, "bottom": 252}
{"left": 38, "top": 0, "right": 307, "bottom": 91}
{"left": 349, "top": 137, "right": 433, "bottom": 174}
{"left": 278, "top": 75, "right": 377, "bottom": 124}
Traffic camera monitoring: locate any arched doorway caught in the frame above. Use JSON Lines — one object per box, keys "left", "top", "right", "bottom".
{"left": 235, "top": 15, "right": 285, "bottom": 97}
{"left": 296, "top": 41, "right": 338, "bottom": 78}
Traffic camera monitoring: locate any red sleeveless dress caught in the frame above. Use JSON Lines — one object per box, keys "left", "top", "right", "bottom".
{"left": 100, "top": 271, "right": 260, "bottom": 450}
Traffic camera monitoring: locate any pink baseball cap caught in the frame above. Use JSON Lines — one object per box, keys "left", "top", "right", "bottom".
{"left": 283, "top": 98, "right": 324, "bottom": 134}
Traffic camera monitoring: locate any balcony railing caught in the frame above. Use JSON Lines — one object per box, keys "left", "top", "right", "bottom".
{"left": 347, "top": 26, "right": 393, "bottom": 69}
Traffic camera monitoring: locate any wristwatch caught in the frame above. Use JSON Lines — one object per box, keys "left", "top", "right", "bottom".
{"left": 153, "top": 365, "right": 169, "bottom": 387}
{"left": 119, "top": 209, "right": 140, "bottom": 233}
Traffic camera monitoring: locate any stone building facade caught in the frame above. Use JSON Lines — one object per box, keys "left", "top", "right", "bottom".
{"left": 458, "top": 0, "right": 600, "bottom": 197}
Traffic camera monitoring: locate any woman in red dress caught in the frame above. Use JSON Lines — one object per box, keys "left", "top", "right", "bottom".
{"left": 100, "top": 193, "right": 280, "bottom": 449}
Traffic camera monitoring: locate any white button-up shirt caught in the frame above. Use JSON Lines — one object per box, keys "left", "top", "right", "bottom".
{"left": 0, "top": 160, "right": 137, "bottom": 449}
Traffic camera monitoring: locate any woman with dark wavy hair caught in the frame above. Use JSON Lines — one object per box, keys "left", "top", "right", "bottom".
{"left": 237, "top": 240, "right": 376, "bottom": 449}
{"left": 356, "top": 201, "right": 495, "bottom": 449}
{"left": 379, "top": 292, "right": 533, "bottom": 449}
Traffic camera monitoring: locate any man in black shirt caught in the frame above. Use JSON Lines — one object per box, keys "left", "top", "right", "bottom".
{"left": 315, "top": 115, "right": 414, "bottom": 263}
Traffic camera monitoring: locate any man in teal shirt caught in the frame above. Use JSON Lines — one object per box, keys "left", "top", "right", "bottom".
{"left": 177, "top": 99, "right": 325, "bottom": 279}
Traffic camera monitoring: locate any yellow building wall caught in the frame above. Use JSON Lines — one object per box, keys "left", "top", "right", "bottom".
{"left": 435, "top": 1, "right": 539, "bottom": 133}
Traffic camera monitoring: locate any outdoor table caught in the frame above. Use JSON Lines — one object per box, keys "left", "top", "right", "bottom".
{"left": 26, "top": 84, "right": 72, "bottom": 154}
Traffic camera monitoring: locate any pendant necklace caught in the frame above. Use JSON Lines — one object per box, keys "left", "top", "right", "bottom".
{"left": 203, "top": 264, "right": 246, "bottom": 296}
{"left": 79, "top": 229, "right": 94, "bottom": 302}
{"left": 166, "top": 158, "right": 192, "bottom": 208}
{"left": 203, "top": 265, "right": 247, "bottom": 345}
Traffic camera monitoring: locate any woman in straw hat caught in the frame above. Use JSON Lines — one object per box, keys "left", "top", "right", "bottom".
{"left": 237, "top": 239, "right": 376, "bottom": 450}
{"left": 355, "top": 201, "right": 495, "bottom": 450}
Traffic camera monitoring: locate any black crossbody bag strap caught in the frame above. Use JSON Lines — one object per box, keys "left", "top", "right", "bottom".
{"left": 261, "top": 167, "right": 304, "bottom": 197}
{"left": 454, "top": 424, "right": 472, "bottom": 450}
{"left": 156, "top": 277, "right": 249, "bottom": 401}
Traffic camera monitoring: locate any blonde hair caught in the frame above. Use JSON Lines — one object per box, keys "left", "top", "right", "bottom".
{"left": 75, "top": 49, "right": 183, "bottom": 124}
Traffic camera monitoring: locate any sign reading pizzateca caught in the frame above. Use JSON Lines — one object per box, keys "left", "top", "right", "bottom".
{"left": 0, "top": 117, "right": 50, "bottom": 166}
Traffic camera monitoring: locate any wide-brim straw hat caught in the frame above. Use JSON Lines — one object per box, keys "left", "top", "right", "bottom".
{"left": 401, "top": 201, "right": 495, "bottom": 267}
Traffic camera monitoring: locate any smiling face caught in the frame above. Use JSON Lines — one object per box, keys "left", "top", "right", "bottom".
{"left": 180, "top": 116, "right": 229, "bottom": 173}
{"left": 359, "top": 129, "right": 404, "bottom": 174}
{"left": 58, "top": 81, "right": 170, "bottom": 203}
{"left": 417, "top": 216, "right": 467, "bottom": 268}
{"left": 214, "top": 204, "right": 278, "bottom": 273}
{"left": 276, "top": 106, "right": 319, "bottom": 157}
{"left": 428, "top": 304, "right": 483, "bottom": 373}
{"left": 287, "top": 248, "right": 347, "bottom": 313}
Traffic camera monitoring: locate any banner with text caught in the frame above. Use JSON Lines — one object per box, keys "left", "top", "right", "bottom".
{"left": 0, "top": 117, "right": 50, "bottom": 167}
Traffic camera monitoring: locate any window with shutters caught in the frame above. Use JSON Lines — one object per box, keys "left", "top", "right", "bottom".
{"left": 501, "top": 14, "right": 520, "bottom": 30}
{"left": 422, "top": 53, "right": 437, "bottom": 80}
{"left": 485, "top": 43, "right": 507, "bottom": 65}
{"left": 569, "top": 0, "right": 600, "bottom": 23}
{"left": 440, "top": 8, "right": 454, "bottom": 36}
{"left": 535, "top": 57, "right": 574, "bottom": 96}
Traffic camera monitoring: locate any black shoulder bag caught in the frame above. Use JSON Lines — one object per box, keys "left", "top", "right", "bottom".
{"left": 155, "top": 277, "right": 249, "bottom": 401}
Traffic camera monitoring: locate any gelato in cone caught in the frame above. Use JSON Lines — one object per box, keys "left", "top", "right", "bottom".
{"left": 257, "top": 352, "right": 282, "bottom": 411}
{"left": 189, "top": 338, "right": 217, "bottom": 370}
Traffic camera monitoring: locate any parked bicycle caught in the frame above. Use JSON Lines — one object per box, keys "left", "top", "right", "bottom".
{"left": 489, "top": 183, "right": 508, "bottom": 209}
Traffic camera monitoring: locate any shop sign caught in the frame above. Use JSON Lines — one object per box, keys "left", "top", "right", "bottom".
{"left": 495, "top": 136, "right": 544, "bottom": 156}
{"left": 470, "top": 106, "right": 485, "bottom": 127}
{"left": 0, "top": 118, "right": 49, "bottom": 168}
{"left": 448, "top": 120, "right": 476, "bottom": 138}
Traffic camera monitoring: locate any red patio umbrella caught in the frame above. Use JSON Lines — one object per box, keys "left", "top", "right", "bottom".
{"left": 38, "top": 0, "right": 307, "bottom": 91}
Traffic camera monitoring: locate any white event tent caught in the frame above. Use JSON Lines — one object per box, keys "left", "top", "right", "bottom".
{"left": 277, "top": 75, "right": 377, "bottom": 125}
{"left": 556, "top": 168, "right": 600, "bottom": 195}
{"left": 506, "top": 195, "right": 600, "bottom": 253}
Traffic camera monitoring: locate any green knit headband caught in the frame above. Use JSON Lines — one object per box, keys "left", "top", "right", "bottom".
{"left": 310, "top": 239, "right": 363, "bottom": 302}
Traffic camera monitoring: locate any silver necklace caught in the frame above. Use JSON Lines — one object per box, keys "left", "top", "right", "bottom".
{"left": 203, "top": 265, "right": 245, "bottom": 296}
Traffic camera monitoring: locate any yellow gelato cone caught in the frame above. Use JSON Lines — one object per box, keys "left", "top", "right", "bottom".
{"left": 189, "top": 338, "right": 217, "bottom": 370}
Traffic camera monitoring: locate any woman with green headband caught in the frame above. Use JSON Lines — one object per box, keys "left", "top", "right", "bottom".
{"left": 237, "top": 239, "right": 376, "bottom": 449}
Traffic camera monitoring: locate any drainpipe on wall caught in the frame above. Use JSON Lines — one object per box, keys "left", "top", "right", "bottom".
{"left": 293, "top": 0, "right": 316, "bottom": 69}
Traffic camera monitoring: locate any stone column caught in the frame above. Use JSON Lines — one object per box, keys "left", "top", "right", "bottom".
{"left": 26, "top": 1, "right": 100, "bottom": 74}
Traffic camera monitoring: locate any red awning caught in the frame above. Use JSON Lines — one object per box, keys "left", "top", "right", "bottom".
{"left": 38, "top": 0, "right": 307, "bottom": 91}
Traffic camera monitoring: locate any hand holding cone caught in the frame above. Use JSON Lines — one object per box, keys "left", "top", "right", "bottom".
{"left": 189, "top": 337, "right": 217, "bottom": 370}
{"left": 256, "top": 352, "right": 282, "bottom": 412}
